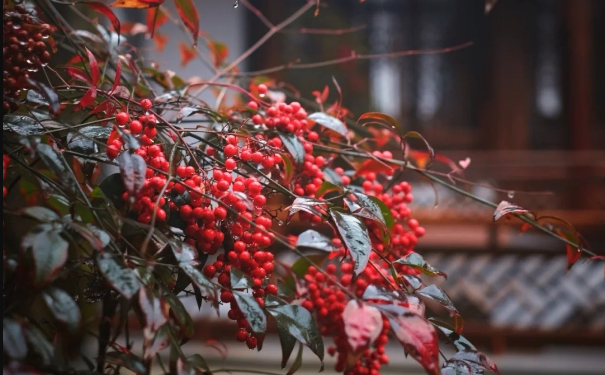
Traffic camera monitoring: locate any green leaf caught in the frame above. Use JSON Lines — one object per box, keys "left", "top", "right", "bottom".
{"left": 20, "top": 206, "right": 60, "bottom": 222}
{"left": 330, "top": 208, "right": 372, "bottom": 276}
{"left": 97, "top": 255, "right": 142, "bottom": 299}
{"left": 428, "top": 319, "right": 475, "bottom": 352}
{"left": 322, "top": 168, "right": 342, "bottom": 185}
{"left": 352, "top": 192, "right": 393, "bottom": 230}
{"left": 308, "top": 112, "right": 348, "bottom": 137}
{"left": 287, "top": 197, "right": 326, "bottom": 218}
{"left": 3, "top": 318, "right": 27, "bottom": 360}
{"left": 3, "top": 115, "right": 45, "bottom": 135}
{"left": 291, "top": 254, "right": 327, "bottom": 277}
{"left": 417, "top": 285, "right": 463, "bottom": 333}
{"left": 27, "top": 78, "right": 60, "bottom": 113}
{"left": 230, "top": 268, "right": 253, "bottom": 290}
{"left": 180, "top": 263, "right": 216, "bottom": 298}
{"left": 22, "top": 223, "right": 68, "bottom": 286}
{"left": 295, "top": 230, "right": 339, "bottom": 253}
{"left": 36, "top": 143, "right": 78, "bottom": 194}
{"left": 279, "top": 132, "right": 305, "bottom": 166}
{"left": 164, "top": 293, "right": 194, "bottom": 340}
{"left": 106, "top": 352, "right": 146, "bottom": 374}
{"left": 187, "top": 354, "right": 209, "bottom": 371}
{"left": 277, "top": 322, "right": 297, "bottom": 369}
{"left": 315, "top": 180, "right": 342, "bottom": 198}
{"left": 47, "top": 195, "right": 70, "bottom": 216}
{"left": 287, "top": 343, "right": 304, "bottom": 375}
{"left": 395, "top": 253, "right": 446, "bottom": 278}
{"left": 280, "top": 152, "right": 295, "bottom": 185}
{"left": 43, "top": 287, "right": 81, "bottom": 332}
{"left": 268, "top": 304, "right": 324, "bottom": 365}
{"left": 24, "top": 324, "right": 54, "bottom": 366}
{"left": 233, "top": 291, "right": 266, "bottom": 336}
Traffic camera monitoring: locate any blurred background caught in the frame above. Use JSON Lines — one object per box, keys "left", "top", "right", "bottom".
{"left": 120, "top": 0, "right": 605, "bottom": 374}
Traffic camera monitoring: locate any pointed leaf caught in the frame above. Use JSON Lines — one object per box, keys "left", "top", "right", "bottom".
{"left": 308, "top": 112, "right": 348, "bottom": 137}
{"left": 277, "top": 323, "right": 297, "bottom": 369}
{"left": 43, "top": 287, "right": 81, "bottom": 332}
{"left": 22, "top": 224, "right": 68, "bottom": 286}
{"left": 3, "top": 319, "right": 27, "bottom": 360}
{"left": 291, "top": 254, "right": 327, "bottom": 277}
{"left": 417, "top": 285, "right": 463, "bottom": 333}
{"left": 451, "top": 351, "right": 500, "bottom": 375}
{"left": 173, "top": 0, "right": 200, "bottom": 45}
{"left": 80, "top": 86, "right": 97, "bottom": 108}
{"left": 85, "top": 48, "right": 99, "bottom": 85}
{"left": 280, "top": 153, "right": 295, "bottom": 185}
{"left": 139, "top": 288, "right": 169, "bottom": 339}
{"left": 36, "top": 143, "right": 78, "bottom": 194}
{"left": 66, "top": 67, "right": 92, "bottom": 84}
{"left": 233, "top": 291, "right": 266, "bottom": 335}
{"left": 352, "top": 192, "right": 392, "bottom": 230}
{"left": 118, "top": 152, "right": 147, "bottom": 196}
{"left": 429, "top": 319, "right": 476, "bottom": 352}
{"left": 296, "top": 230, "right": 339, "bottom": 253}
{"left": 354, "top": 158, "right": 399, "bottom": 177}
{"left": 315, "top": 180, "right": 342, "bottom": 198}
{"left": 24, "top": 325, "right": 54, "bottom": 365}
{"left": 358, "top": 111, "right": 401, "bottom": 134}
{"left": 83, "top": 2, "right": 121, "bottom": 40}
{"left": 111, "top": 60, "right": 122, "bottom": 93}
{"left": 268, "top": 304, "right": 324, "bottom": 364}
{"left": 330, "top": 208, "right": 372, "bottom": 276}
{"left": 287, "top": 343, "right": 304, "bottom": 375}
{"left": 395, "top": 253, "right": 446, "bottom": 278}
{"left": 20, "top": 206, "right": 59, "bottom": 222}
{"left": 230, "top": 267, "right": 254, "bottom": 290}
{"left": 180, "top": 263, "right": 216, "bottom": 298}
{"left": 279, "top": 132, "right": 305, "bottom": 166}
{"left": 287, "top": 197, "right": 326, "bottom": 218}
{"left": 26, "top": 78, "right": 60, "bottom": 113}
{"left": 97, "top": 254, "right": 142, "bottom": 299}
{"left": 403, "top": 131, "right": 435, "bottom": 170}
{"left": 343, "top": 301, "right": 383, "bottom": 352}
{"left": 493, "top": 200, "right": 534, "bottom": 221}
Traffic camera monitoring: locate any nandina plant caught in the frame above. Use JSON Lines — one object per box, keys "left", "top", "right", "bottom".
{"left": 3, "top": 1, "right": 601, "bottom": 375}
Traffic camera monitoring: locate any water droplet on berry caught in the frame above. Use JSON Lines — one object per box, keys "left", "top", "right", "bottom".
{"left": 259, "top": 93, "right": 266, "bottom": 98}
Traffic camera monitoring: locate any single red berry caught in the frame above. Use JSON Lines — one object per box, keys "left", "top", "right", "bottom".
{"left": 247, "top": 101, "right": 258, "bottom": 110}
{"left": 129, "top": 120, "right": 142, "bottom": 134}
{"left": 224, "top": 144, "right": 238, "bottom": 157}
{"left": 257, "top": 84, "right": 267, "bottom": 94}
{"left": 203, "top": 265, "right": 217, "bottom": 278}
{"left": 236, "top": 328, "right": 249, "bottom": 342}
{"left": 116, "top": 112, "right": 129, "bottom": 125}
{"left": 246, "top": 336, "right": 258, "bottom": 349}
{"left": 140, "top": 98, "right": 153, "bottom": 110}
{"left": 265, "top": 284, "right": 278, "bottom": 295}
{"left": 252, "top": 114, "right": 263, "bottom": 125}
{"left": 253, "top": 195, "right": 266, "bottom": 207}
{"left": 225, "top": 158, "right": 237, "bottom": 171}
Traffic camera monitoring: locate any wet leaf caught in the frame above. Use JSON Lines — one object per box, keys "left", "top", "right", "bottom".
{"left": 180, "top": 263, "right": 216, "bottom": 299}
{"left": 395, "top": 253, "right": 446, "bottom": 278}
{"left": 343, "top": 301, "right": 382, "bottom": 352}
{"left": 230, "top": 267, "right": 254, "bottom": 290}
{"left": 296, "top": 230, "right": 339, "bottom": 252}
{"left": 118, "top": 152, "right": 146, "bottom": 196}
{"left": 352, "top": 192, "right": 393, "bottom": 230}
{"left": 307, "top": 112, "right": 348, "bottom": 137}
{"left": 268, "top": 303, "right": 324, "bottom": 365}
{"left": 26, "top": 79, "right": 60, "bottom": 113}
{"left": 97, "top": 254, "right": 142, "bottom": 299}
{"left": 354, "top": 158, "right": 399, "bottom": 177}
{"left": 3, "top": 115, "right": 45, "bottom": 135}
{"left": 233, "top": 291, "right": 266, "bottom": 336}
{"left": 144, "top": 325, "right": 171, "bottom": 360}
{"left": 281, "top": 153, "right": 295, "bottom": 185}
{"left": 279, "top": 132, "right": 305, "bottom": 166}
{"left": 83, "top": 2, "right": 121, "bottom": 41}
{"left": 36, "top": 143, "right": 78, "bottom": 195}
{"left": 139, "top": 288, "right": 169, "bottom": 340}
{"left": 173, "top": 0, "right": 200, "bottom": 45}
{"left": 493, "top": 201, "right": 534, "bottom": 221}
{"left": 379, "top": 304, "right": 440, "bottom": 375}
{"left": 287, "top": 343, "right": 304, "bottom": 375}
{"left": 330, "top": 208, "right": 371, "bottom": 276}
{"left": 43, "top": 287, "right": 81, "bottom": 332}
{"left": 106, "top": 351, "right": 146, "bottom": 373}
{"left": 429, "top": 319, "right": 476, "bottom": 352}
{"left": 358, "top": 112, "right": 401, "bottom": 134}
{"left": 80, "top": 87, "right": 98, "bottom": 108}
{"left": 66, "top": 67, "right": 91, "bottom": 83}
{"left": 20, "top": 206, "right": 59, "bottom": 222}
{"left": 291, "top": 254, "right": 327, "bottom": 277}
{"left": 417, "top": 285, "right": 463, "bottom": 333}
{"left": 315, "top": 180, "right": 342, "bottom": 198}
{"left": 3, "top": 319, "right": 27, "bottom": 360}
{"left": 85, "top": 48, "right": 99, "bottom": 85}
{"left": 449, "top": 351, "right": 500, "bottom": 375}
{"left": 287, "top": 197, "right": 326, "bottom": 218}
{"left": 22, "top": 223, "right": 68, "bottom": 286}
{"left": 24, "top": 325, "right": 54, "bottom": 365}
{"left": 322, "top": 167, "right": 342, "bottom": 185}
{"left": 362, "top": 285, "right": 404, "bottom": 302}
{"left": 165, "top": 293, "right": 194, "bottom": 339}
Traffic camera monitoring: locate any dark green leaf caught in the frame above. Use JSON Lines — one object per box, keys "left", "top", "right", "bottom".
{"left": 287, "top": 343, "right": 304, "bottom": 375}
{"left": 36, "top": 143, "right": 78, "bottom": 194}
{"left": 441, "top": 360, "right": 473, "bottom": 375}
{"left": 287, "top": 197, "right": 326, "bottom": 218}
{"left": 330, "top": 208, "right": 372, "bottom": 276}
{"left": 118, "top": 152, "right": 146, "bottom": 196}
{"left": 27, "top": 78, "right": 60, "bottom": 113}
{"left": 67, "top": 132, "right": 97, "bottom": 155}
{"left": 187, "top": 354, "right": 209, "bottom": 371}
{"left": 97, "top": 255, "right": 142, "bottom": 299}
{"left": 180, "top": 264, "right": 216, "bottom": 298}
{"left": 116, "top": 127, "right": 141, "bottom": 151}
{"left": 308, "top": 112, "right": 348, "bottom": 137}
{"left": 165, "top": 293, "right": 194, "bottom": 339}
{"left": 171, "top": 241, "right": 199, "bottom": 266}
{"left": 24, "top": 325, "right": 54, "bottom": 366}
{"left": 3, "top": 115, "right": 45, "bottom": 135}
{"left": 67, "top": 222, "right": 106, "bottom": 250}
{"left": 417, "top": 285, "right": 463, "bottom": 333}
{"left": 3, "top": 319, "right": 27, "bottom": 360}
{"left": 352, "top": 192, "right": 392, "bottom": 230}
{"left": 230, "top": 267, "right": 253, "bottom": 290}
{"left": 268, "top": 304, "right": 324, "bottom": 364}
{"left": 401, "top": 274, "right": 424, "bottom": 291}
{"left": 322, "top": 168, "right": 342, "bottom": 185}
{"left": 295, "top": 230, "right": 339, "bottom": 252}
{"left": 395, "top": 253, "right": 446, "bottom": 278}
{"left": 20, "top": 206, "right": 59, "bottom": 222}
{"left": 291, "top": 254, "right": 327, "bottom": 277}
{"left": 233, "top": 291, "right": 266, "bottom": 335}
{"left": 99, "top": 173, "right": 125, "bottom": 207}
{"left": 277, "top": 322, "right": 297, "bottom": 369}
{"left": 315, "top": 181, "right": 342, "bottom": 198}
{"left": 42, "top": 287, "right": 81, "bottom": 332}
{"left": 22, "top": 223, "right": 68, "bottom": 286}
{"left": 450, "top": 351, "right": 500, "bottom": 375}
{"left": 429, "top": 319, "right": 476, "bottom": 352}
{"left": 279, "top": 132, "right": 305, "bottom": 166}
{"left": 106, "top": 352, "right": 146, "bottom": 374}
{"left": 362, "top": 285, "right": 404, "bottom": 302}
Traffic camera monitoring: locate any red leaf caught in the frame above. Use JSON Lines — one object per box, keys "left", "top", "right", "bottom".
{"left": 343, "top": 301, "right": 383, "bottom": 353}
{"left": 66, "top": 67, "right": 91, "bottom": 84}
{"left": 493, "top": 200, "right": 534, "bottom": 221}
{"left": 89, "top": 99, "right": 113, "bottom": 115}
{"left": 565, "top": 244, "right": 581, "bottom": 271}
{"left": 358, "top": 111, "right": 401, "bottom": 134}
{"left": 80, "top": 87, "right": 97, "bottom": 108}
{"left": 154, "top": 32, "right": 169, "bottom": 53}
{"left": 354, "top": 158, "right": 399, "bottom": 177}
{"left": 173, "top": 0, "right": 200, "bottom": 45}
{"left": 382, "top": 305, "right": 440, "bottom": 375}
{"left": 111, "top": 60, "right": 122, "bottom": 93}
{"left": 85, "top": 48, "right": 99, "bottom": 85}
{"left": 146, "top": 7, "right": 168, "bottom": 37}
{"left": 179, "top": 42, "right": 196, "bottom": 67}
{"left": 82, "top": 2, "right": 121, "bottom": 40}
{"left": 110, "top": 0, "right": 163, "bottom": 8}
{"left": 207, "top": 40, "right": 229, "bottom": 68}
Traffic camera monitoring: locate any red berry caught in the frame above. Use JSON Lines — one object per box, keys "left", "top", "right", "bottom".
{"left": 257, "top": 84, "right": 267, "bottom": 94}
{"left": 252, "top": 114, "right": 263, "bottom": 125}
{"left": 265, "top": 284, "right": 278, "bottom": 295}
{"left": 253, "top": 195, "right": 266, "bottom": 207}
{"left": 225, "top": 158, "right": 237, "bottom": 171}
{"left": 214, "top": 206, "right": 228, "bottom": 220}
{"left": 116, "top": 112, "right": 129, "bottom": 125}
{"left": 224, "top": 144, "right": 238, "bottom": 157}
{"left": 129, "top": 120, "right": 142, "bottom": 134}
{"left": 140, "top": 98, "right": 153, "bottom": 110}
{"left": 246, "top": 336, "right": 258, "bottom": 349}
{"left": 236, "top": 328, "right": 249, "bottom": 342}
{"left": 203, "top": 265, "right": 217, "bottom": 278}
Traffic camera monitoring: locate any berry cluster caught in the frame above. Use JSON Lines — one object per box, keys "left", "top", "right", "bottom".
{"left": 3, "top": 5, "right": 52, "bottom": 114}
{"left": 3, "top": 154, "right": 10, "bottom": 199}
